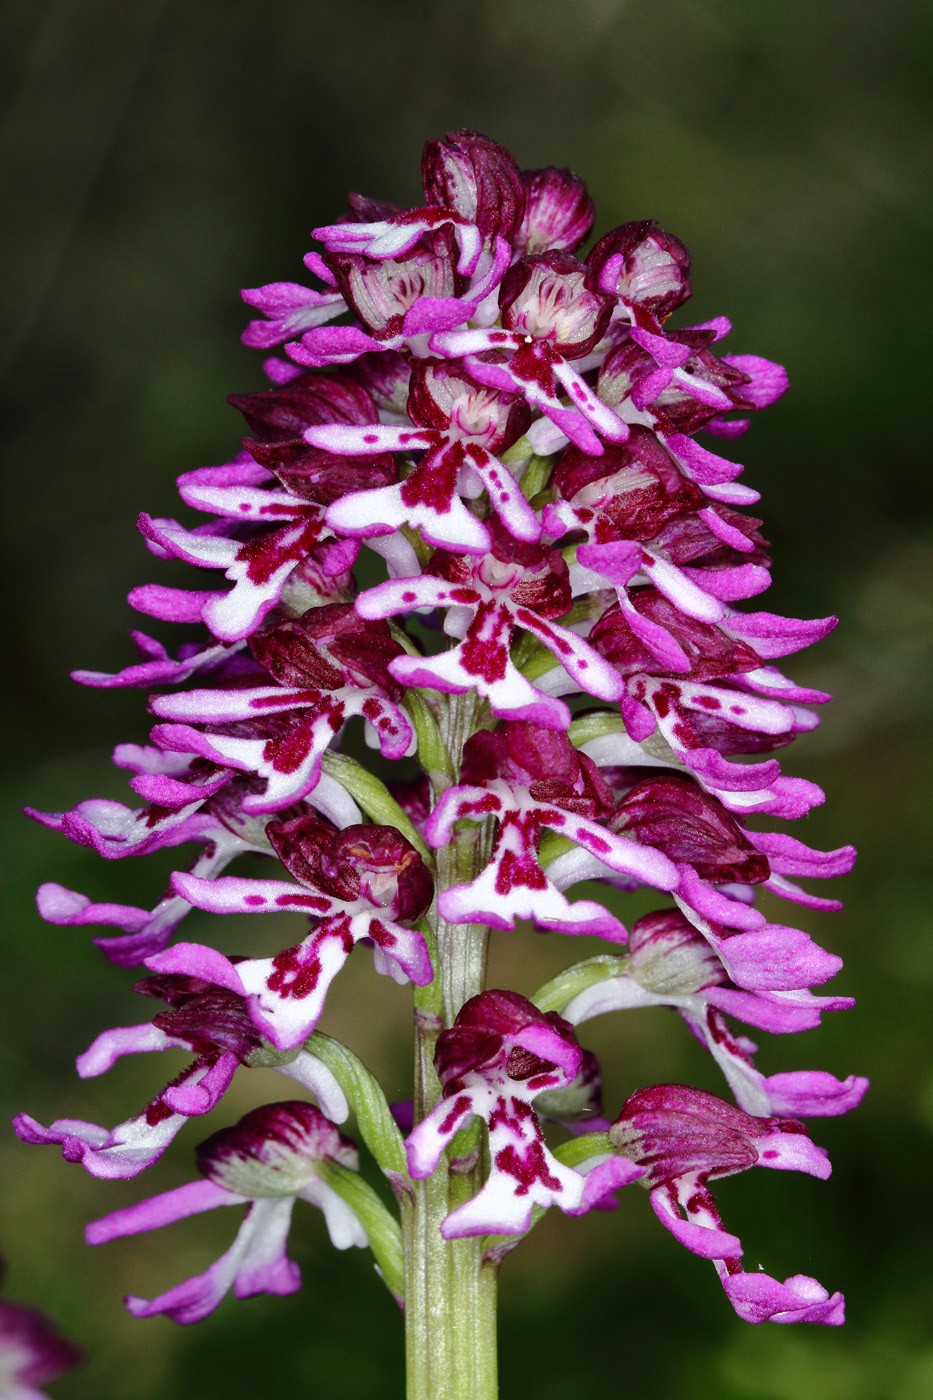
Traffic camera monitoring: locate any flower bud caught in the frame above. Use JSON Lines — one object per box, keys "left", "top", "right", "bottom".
{"left": 515, "top": 167, "right": 595, "bottom": 255}
{"left": 628, "top": 910, "right": 727, "bottom": 995}
{"left": 587, "top": 220, "right": 691, "bottom": 319}
{"left": 422, "top": 130, "right": 525, "bottom": 241}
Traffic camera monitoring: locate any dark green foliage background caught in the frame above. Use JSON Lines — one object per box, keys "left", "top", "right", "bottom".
{"left": 1, "top": 2, "right": 930, "bottom": 1396}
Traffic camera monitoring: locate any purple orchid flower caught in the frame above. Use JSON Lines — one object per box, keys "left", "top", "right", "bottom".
{"left": 127, "top": 372, "right": 390, "bottom": 645}
{"left": 355, "top": 522, "right": 624, "bottom": 729}
{"left": 34, "top": 818, "right": 251, "bottom": 966}
{"left": 428, "top": 251, "right": 629, "bottom": 455}
{"left": 597, "top": 321, "right": 787, "bottom": 442}
{"left": 0, "top": 1267, "right": 82, "bottom": 1400}
{"left": 312, "top": 357, "right": 538, "bottom": 553}
{"left": 13, "top": 973, "right": 347, "bottom": 1178}
{"left": 137, "top": 500, "right": 339, "bottom": 646}
{"left": 608, "top": 1085, "right": 845, "bottom": 1324}
{"left": 406, "top": 991, "right": 641, "bottom": 1236}
{"left": 288, "top": 203, "right": 513, "bottom": 369}
{"left": 86, "top": 1103, "right": 367, "bottom": 1323}
{"left": 155, "top": 817, "right": 434, "bottom": 1050}
{"left": 561, "top": 908, "right": 867, "bottom": 1116}
{"left": 540, "top": 426, "right": 771, "bottom": 636}
{"left": 149, "top": 605, "right": 415, "bottom": 814}
{"left": 424, "top": 723, "right": 678, "bottom": 938}
{"left": 603, "top": 773, "right": 854, "bottom": 929}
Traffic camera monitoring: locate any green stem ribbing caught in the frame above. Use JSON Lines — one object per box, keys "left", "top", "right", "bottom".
{"left": 401, "top": 692, "right": 499, "bottom": 1400}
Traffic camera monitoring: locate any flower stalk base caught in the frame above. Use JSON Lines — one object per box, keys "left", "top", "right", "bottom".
{"left": 402, "top": 1165, "right": 499, "bottom": 1400}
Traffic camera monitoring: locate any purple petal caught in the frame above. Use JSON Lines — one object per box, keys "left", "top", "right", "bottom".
{"left": 721, "top": 1270, "right": 844, "bottom": 1325}
{"left": 391, "top": 642, "right": 572, "bottom": 730}
{"left": 726, "top": 609, "right": 837, "bottom": 660}
{"left": 675, "top": 869, "right": 766, "bottom": 932}
{"left": 145, "top": 942, "right": 249, "bottom": 995}
{"left": 679, "top": 563, "right": 771, "bottom": 602}
{"left": 763, "top": 1071, "right": 868, "bottom": 1118}
{"left": 569, "top": 1155, "right": 646, "bottom": 1214}
{"left": 286, "top": 325, "right": 384, "bottom": 369}
{"left": 128, "top": 584, "right": 224, "bottom": 623}
{"left": 720, "top": 355, "right": 788, "bottom": 409}
{"left": 126, "top": 1198, "right": 300, "bottom": 1324}
{"left": 76, "top": 1023, "right": 181, "bottom": 1076}
{"left": 232, "top": 923, "right": 368, "bottom": 1049}
{"left": 464, "top": 446, "right": 542, "bottom": 544}
{"left": 751, "top": 831, "right": 856, "bottom": 880}
{"left": 37, "top": 883, "right": 150, "bottom": 934}
{"left": 14, "top": 1107, "right": 188, "bottom": 1180}
{"left": 650, "top": 1182, "right": 743, "bottom": 1258}
{"left": 515, "top": 610, "right": 626, "bottom": 705}
{"left": 171, "top": 872, "right": 335, "bottom": 918}
{"left": 406, "top": 1095, "right": 475, "bottom": 1179}
{"left": 665, "top": 433, "right": 743, "bottom": 485}
{"left": 86, "top": 1179, "right": 237, "bottom": 1245}
{"left": 241, "top": 282, "right": 345, "bottom": 349}
{"left": 639, "top": 549, "right": 725, "bottom": 623}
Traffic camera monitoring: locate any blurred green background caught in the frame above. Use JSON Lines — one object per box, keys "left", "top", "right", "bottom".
{"left": 1, "top": 1, "right": 931, "bottom": 1396}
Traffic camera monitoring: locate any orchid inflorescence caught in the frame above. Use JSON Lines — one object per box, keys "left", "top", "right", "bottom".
{"left": 17, "top": 130, "right": 864, "bottom": 1385}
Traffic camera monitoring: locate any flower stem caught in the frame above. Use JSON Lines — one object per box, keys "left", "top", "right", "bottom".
{"left": 402, "top": 691, "right": 499, "bottom": 1400}
{"left": 402, "top": 1154, "right": 499, "bottom": 1400}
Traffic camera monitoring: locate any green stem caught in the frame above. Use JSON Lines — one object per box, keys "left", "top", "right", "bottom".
{"left": 401, "top": 691, "right": 499, "bottom": 1400}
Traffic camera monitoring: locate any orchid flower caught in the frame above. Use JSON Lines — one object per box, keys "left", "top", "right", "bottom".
{"left": 0, "top": 1267, "right": 81, "bottom": 1400}
{"left": 607, "top": 1085, "right": 846, "bottom": 1324}
{"left": 406, "top": 991, "right": 642, "bottom": 1237}
{"left": 13, "top": 973, "right": 348, "bottom": 1177}
{"left": 153, "top": 816, "right": 434, "bottom": 1050}
{"left": 86, "top": 1103, "right": 371, "bottom": 1323}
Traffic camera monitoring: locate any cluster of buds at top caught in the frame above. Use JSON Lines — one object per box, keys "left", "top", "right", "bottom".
{"left": 19, "top": 129, "right": 864, "bottom": 1331}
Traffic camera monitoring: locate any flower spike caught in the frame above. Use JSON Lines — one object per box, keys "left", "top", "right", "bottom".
{"left": 22, "top": 129, "right": 861, "bottom": 1366}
